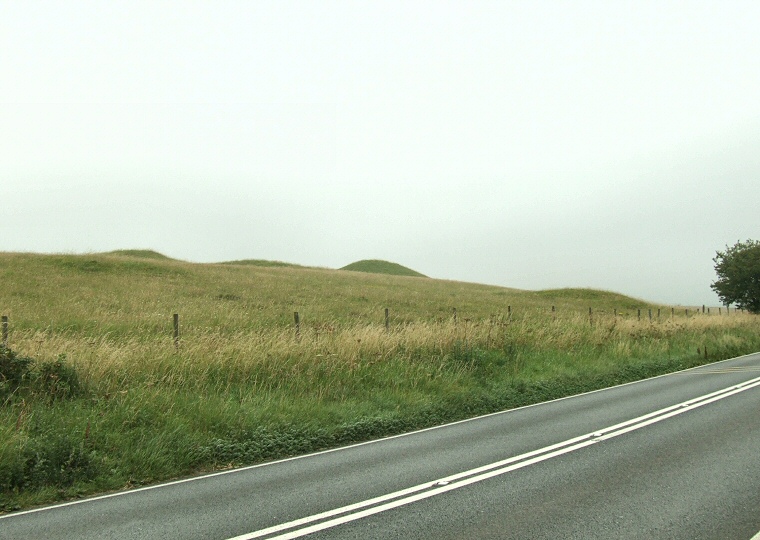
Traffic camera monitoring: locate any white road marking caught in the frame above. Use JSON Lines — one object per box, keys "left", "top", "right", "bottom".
{"left": 227, "top": 375, "right": 760, "bottom": 540}
{"left": 689, "top": 366, "right": 760, "bottom": 374}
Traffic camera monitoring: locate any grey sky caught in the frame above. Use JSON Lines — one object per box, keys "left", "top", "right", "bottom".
{"left": 2, "top": 1, "right": 759, "bottom": 305}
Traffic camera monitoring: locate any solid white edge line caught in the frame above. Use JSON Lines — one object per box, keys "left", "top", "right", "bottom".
{"left": 226, "top": 375, "right": 760, "bottom": 540}
{"left": 3, "top": 350, "right": 760, "bottom": 521}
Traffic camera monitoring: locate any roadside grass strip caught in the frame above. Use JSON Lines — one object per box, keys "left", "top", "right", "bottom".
{"left": 229, "top": 376, "right": 760, "bottom": 540}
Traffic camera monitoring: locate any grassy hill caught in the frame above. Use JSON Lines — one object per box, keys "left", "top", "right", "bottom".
{"left": 341, "top": 259, "right": 427, "bottom": 277}
{"left": 105, "top": 249, "right": 174, "bottom": 260}
{"left": 219, "top": 259, "right": 308, "bottom": 269}
{"left": 0, "top": 251, "right": 758, "bottom": 511}
{"left": 0, "top": 251, "right": 657, "bottom": 332}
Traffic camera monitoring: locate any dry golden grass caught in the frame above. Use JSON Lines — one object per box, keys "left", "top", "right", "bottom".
{"left": 6, "top": 302, "right": 756, "bottom": 397}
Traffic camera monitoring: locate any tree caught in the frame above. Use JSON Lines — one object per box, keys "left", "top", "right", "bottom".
{"left": 711, "top": 239, "right": 760, "bottom": 314}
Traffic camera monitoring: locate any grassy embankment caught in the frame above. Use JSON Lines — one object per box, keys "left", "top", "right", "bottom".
{"left": 1, "top": 250, "right": 759, "bottom": 511}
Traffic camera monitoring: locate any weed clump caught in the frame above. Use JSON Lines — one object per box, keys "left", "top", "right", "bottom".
{"left": 36, "top": 356, "right": 83, "bottom": 403}
{"left": 0, "top": 346, "right": 34, "bottom": 401}
{"left": 0, "top": 429, "right": 99, "bottom": 508}
{"left": 0, "top": 347, "right": 84, "bottom": 404}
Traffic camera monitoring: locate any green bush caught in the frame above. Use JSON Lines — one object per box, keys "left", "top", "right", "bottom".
{"left": 0, "top": 346, "right": 34, "bottom": 401}
{"left": 1, "top": 431, "right": 98, "bottom": 497}
{"left": 36, "top": 355, "right": 83, "bottom": 403}
{"left": 0, "top": 348, "right": 84, "bottom": 404}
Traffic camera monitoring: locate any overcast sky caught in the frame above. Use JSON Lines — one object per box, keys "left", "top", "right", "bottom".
{"left": 2, "top": 1, "right": 759, "bottom": 305}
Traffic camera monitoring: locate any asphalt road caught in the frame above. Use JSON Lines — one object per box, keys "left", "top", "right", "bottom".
{"left": 3, "top": 352, "right": 760, "bottom": 539}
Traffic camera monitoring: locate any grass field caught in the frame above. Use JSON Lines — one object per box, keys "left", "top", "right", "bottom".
{"left": 1, "top": 251, "right": 758, "bottom": 511}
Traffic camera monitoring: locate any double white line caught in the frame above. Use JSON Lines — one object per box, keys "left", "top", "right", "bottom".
{"left": 230, "top": 376, "right": 760, "bottom": 540}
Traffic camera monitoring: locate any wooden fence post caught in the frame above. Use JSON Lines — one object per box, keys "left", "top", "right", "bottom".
{"left": 1, "top": 316, "right": 7, "bottom": 347}
{"left": 294, "top": 312, "right": 300, "bottom": 339}
{"left": 589, "top": 307, "right": 593, "bottom": 326}
{"left": 385, "top": 308, "right": 390, "bottom": 332}
{"left": 173, "top": 313, "right": 179, "bottom": 348}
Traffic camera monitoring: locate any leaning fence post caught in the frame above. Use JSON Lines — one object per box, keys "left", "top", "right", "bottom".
{"left": 1, "top": 316, "right": 7, "bottom": 347}
{"left": 173, "top": 313, "right": 179, "bottom": 348}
